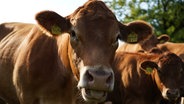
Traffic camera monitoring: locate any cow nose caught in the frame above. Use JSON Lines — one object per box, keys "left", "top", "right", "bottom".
{"left": 78, "top": 66, "right": 114, "bottom": 91}
{"left": 166, "top": 89, "right": 180, "bottom": 100}
{"left": 86, "top": 69, "right": 114, "bottom": 89}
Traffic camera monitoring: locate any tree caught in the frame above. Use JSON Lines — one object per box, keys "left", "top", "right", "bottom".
{"left": 105, "top": 0, "right": 184, "bottom": 42}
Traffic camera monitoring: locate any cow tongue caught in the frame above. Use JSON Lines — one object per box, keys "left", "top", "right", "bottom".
{"left": 89, "top": 90, "right": 105, "bottom": 98}
{"left": 81, "top": 88, "right": 107, "bottom": 102}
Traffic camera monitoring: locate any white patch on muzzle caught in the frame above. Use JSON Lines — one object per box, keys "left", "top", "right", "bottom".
{"left": 77, "top": 65, "right": 114, "bottom": 103}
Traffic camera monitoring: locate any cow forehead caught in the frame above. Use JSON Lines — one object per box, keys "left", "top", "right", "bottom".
{"left": 158, "top": 53, "right": 183, "bottom": 71}
{"left": 159, "top": 53, "right": 182, "bottom": 64}
{"left": 68, "top": 0, "right": 119, "bottom": 42}
{"left": 74, "top": 19, "right": 118, "bottom": 38}
{"left": 70, "top": 0, "right": 117, "bottom": 23}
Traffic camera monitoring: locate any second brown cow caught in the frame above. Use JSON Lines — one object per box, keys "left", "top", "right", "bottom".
{"left": 105, "top": 51, "right": 184, "bottom": 104}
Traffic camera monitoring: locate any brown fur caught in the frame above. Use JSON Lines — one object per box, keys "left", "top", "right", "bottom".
{"left": 158, "top": 42, "right": 184, "bottom": 61}
{"left": 105, "top": 52, "right": 184, "bottom": 104}
{"left": 0, "top": 0, "right": 153, "bottom": 104}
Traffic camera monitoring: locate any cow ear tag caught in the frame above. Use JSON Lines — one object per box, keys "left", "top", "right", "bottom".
{"left": 159, "top": 40, "right": 165, "bottom": 44}
{"left": 145, "top": 67, "right": 153, "bottom": 74}
{"left": 127, "top": 32, "right": 138, "bottom": 43}
{"left": 51, "top": 24, "right": 62, "bottom": 35}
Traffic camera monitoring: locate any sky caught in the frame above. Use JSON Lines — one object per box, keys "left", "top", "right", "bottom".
{"left": 0, "top": 0, "right": 90, "bottom": 23}
{"left": 0, "top": 0, "right": 125, "bottom": 45}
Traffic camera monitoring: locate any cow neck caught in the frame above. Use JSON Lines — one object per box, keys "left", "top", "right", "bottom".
{"left": 57, "top": 34, "right": 72, "bottom": 73}
{"left": 67, "top": 38, "right": 80, "bottom": 81}
{"left": 150, "top": 66, "right": 163, "bottom": 100}
{"left": 143, "top": 54, "right": 163, "bottom": 100}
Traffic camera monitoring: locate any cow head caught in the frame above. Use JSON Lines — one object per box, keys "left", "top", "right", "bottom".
{"left": 141, "top": 52, "right": 184, "bottom": 101}
{"left": 35, "top": 0, "right": 153, "bottom": 103}
{"left": 140, "top": 34, "right": 170, "bottom": 51}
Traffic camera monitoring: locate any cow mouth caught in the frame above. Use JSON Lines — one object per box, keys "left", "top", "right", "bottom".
{"left": 162, "top": 91, "right": 180, "bottom": 101}
{"left": 166, "top": 95, "right": 180, "bottom": 101}
{"left": 81, "top": 88, "right": 107, "bottom": 103}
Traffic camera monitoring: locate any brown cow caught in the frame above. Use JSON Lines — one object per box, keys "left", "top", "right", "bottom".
{"left": 158, "top": 42, "right": 184, "bottom": 61}
{"left": 105, "top": 51, "right": 184, "bottom": 104}
{"left": 158, "top": 42, "right": 184, "bottom": 104}
{"left": 0, "top": 0, "right": 153, "bottom": 104}
{"left": 117, "top": 34, "right": 170, "bottom": 52}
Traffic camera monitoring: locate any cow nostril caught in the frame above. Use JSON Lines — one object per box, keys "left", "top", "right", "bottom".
{"left": 166, "top": 89, "right": 179, "bottom": 96}
{"left": 167, "top": 90, "right": 172, "bottom": 96}
{"left": 86, "top": 70, "right": 94, "bottom": 81}
{"left": 106, "top": 73, "right": 113, "bottom": 84}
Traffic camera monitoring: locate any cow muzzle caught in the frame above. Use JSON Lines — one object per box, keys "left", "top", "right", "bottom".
{"left": 77, "top": 65, "right": 114, "bottom": 103}
{"left": 162, "top": 88, "right": 180, "bottom": 101}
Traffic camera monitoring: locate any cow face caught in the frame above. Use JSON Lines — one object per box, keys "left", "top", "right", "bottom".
{"left": 68, "top": 7, "right": 118, "bottom": 102}
{"left": 156, "top": 53, "right": 184, "bottom": 101}
{"left": 141, "top": 53, "right": 184, "bottom": 101}
{"left": 35, "top": 0, "right": 153, "bottom": 103}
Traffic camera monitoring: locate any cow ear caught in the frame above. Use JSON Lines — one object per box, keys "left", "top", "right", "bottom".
{"left": 149, "top": 47, "right": 163, "bottom": 54}
{"left": 140, "top": 61, "right": 158, "bottom": 74}
{"left": 157, "top": 34, "right": 170, "bottom": 44}
{"left": 35, "top": 10, "right": 71, "bottom": 35}
{"left": 119, "top": 20, "right": 153, "bottom": 43}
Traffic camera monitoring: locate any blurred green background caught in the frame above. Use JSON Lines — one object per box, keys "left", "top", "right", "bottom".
{"left": 105, "top": 0, "right": 184, "bottom": 42}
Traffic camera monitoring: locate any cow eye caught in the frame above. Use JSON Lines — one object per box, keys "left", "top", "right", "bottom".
{"left": 157, "top": 68, "right": 162, "bottom": 75}
{"left": 112, "top": 34, "right": 120, "bottom": 47}
{"left": 70, "top": 30, "right": 78, "bottom": 41}
{"left": 70, "top": 30, "right": 76, "bottom": 37}
{"left": 116, "top": 35, "right": 120, "bottom": 42}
